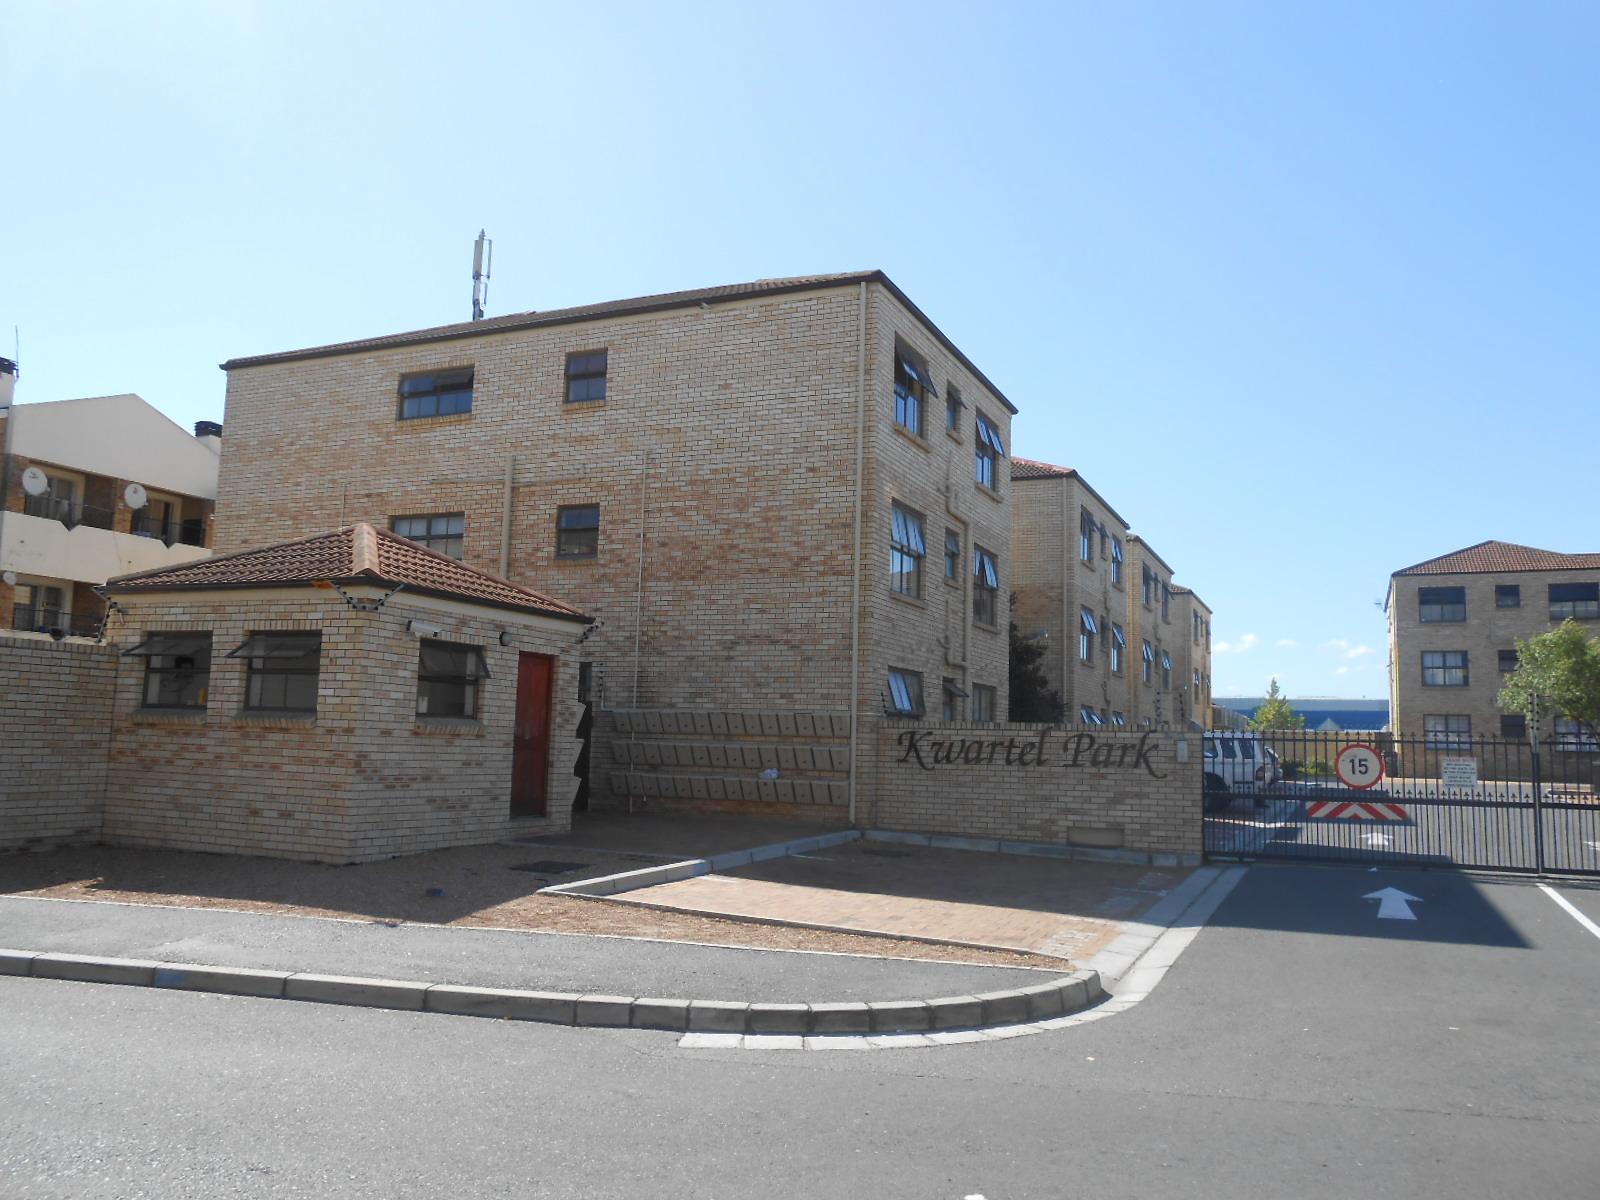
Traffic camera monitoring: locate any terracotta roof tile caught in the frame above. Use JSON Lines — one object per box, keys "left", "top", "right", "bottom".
{"left": 104, "top": 524, "right": 589, "bottom": 622}
{"left": 1010, "top": 457, "right": 1079, "bottom": 481}
{"left": 1393, "top": 540, "right": 1600, "bottom": 576}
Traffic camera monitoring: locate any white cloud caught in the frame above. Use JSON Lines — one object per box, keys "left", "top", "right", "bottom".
{"left": 1343, "top": 644, "right": 1375, "bottom": 660}
{"left": 1335, "top": 666, "right": 1351, "bottom": 676}
{"left": 1215, "top": 633, "right": 1259, "bottom": 654}
{"left": 1276, "top": 638, "right": 1298, "bottom": 648}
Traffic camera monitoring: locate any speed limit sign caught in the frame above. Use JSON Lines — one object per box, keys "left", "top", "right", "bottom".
{"left": 1335, "top": 743, "right": 1386, "bottom": 790}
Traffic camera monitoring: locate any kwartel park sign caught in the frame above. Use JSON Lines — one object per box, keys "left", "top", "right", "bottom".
{"left": 894, "top": 728, "right": 1169, "bottom": 779}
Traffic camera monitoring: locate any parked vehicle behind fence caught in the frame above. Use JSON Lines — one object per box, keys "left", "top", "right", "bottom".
{"left": 1202, "top": 732, "right": 1282, "bottom": 811}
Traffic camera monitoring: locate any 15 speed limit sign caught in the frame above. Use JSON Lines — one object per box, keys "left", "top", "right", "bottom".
{"left": 1335, "top": 743, "right": 1385, "bottom": 790}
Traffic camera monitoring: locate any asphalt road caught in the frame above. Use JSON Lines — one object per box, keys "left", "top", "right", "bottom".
{"left": 3, "top": 862, "right": 1597, "bottom": 1199}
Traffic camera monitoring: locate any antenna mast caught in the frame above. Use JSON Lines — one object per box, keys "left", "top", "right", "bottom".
{"left": 471, "top": 230, "right": 492, "bottom": 321}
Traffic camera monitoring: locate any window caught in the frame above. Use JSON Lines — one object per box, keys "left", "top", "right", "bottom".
{"left": 392, "top": 514, "right": 465, "bottom": 560}
{"left": 1424, "top": 714, "right": 1472, "bottom": 748}
{"left": 398, "top": 368, "right": 473, "bottom": 419}
{"left": 890, "top": 504, "right": 926, "bottom": 598}
{"left": 1549, "top": 582, "right": 1600, "bottom": 620}
{"left": 1111, "top": 711, "right": 1126, "bottom": 727}
{"left": 1496, "top": 585, "right": 1521, "bottom": 609}
{"left": 417, "top": 639, "right": 491, "bottom": 718}
{"left": 1498, "top": 649, "right": 1519, "bottom": 673}
{"left": 1110, "top": 624, "right": 1125, "bottom": 674}
{"left": 1110, "top": 538, "right": 1123, "bottom": 585}
{"left": 1500, "top": 714, "right": 1527, "bottom": 740}
{"left": 564, "top": 350, "right": 608, "bottom": 404}
{"left": 1079, "top": 509, "right": 1095, "bottom": 563}
{"left": 941, "top": 677, "right": 964, "bottom": 721}
{"left": 1079, "top": 608, "right": 1098, "bottom": 664}
{"left": 556, "top": 505, "right": 600, "bottom": 558}
{"left": 124, "top": 632, "right": 212, "bottom": 709}
{"left": 1193, "top": 669, "right": 1201, "bottom": 700}
{"left": 887, "top": 667, "right": 923, "bottom": 716}
{"left": 1142, "top": 639, "right": 1154, "bottom": 683}
{"left": 893, "top": 346, "right": 934, "bottom": 437}
{"left": 972, "top": 684, "right": 996, "bottom": 722}
{"left": 1554, "top": 717, "right": 1600, "bottom": 751}
{"left": 22, "top": 470, "right": 81, "bottom": 525}
{"left": 973, "top": 547, "right": 999, "bottom": 626}
{"left": 11, "top": 582, "right": 68, "bottom": 633}
{"left": 229, "top": 632, "right": 321, "bottom": 712}
{"left": 1418, "top": 586, "right": 1466, "bottom": 623}
{"left": 1161, "top": 650, "right": 1172, "bottom": 691}
{"left": 974, "top": 413, "right": 1004, "bottom": 489}
{"left": 945, "top": 385, "right": 964, "bottom": 434}
{"left": 1422, "top": 650, "right": 1469, "bottom": 686}
{"left": 1079, "top": 706, "right": 1104, "bottom": 726}
{"left": 1161, "top": 584, "right": 1171, "bottom": 622}
{"left": 1141, "top": 566, "right": 1154, "bottom": 607}
{"left": 943, "top": 529, "right": 960, "bottom": 581}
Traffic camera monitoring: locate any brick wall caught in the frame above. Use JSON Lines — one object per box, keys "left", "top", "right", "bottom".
{"left": 103, "top": 588, "right": 583, "bottom": 862}
{"left": 871, "top": 720, "right": 1202, "bottom": 856}
{"left": 0, "top": 633, "right": 116, "bottom": 851}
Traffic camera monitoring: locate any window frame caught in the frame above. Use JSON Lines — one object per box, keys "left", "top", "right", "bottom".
{"left": 416, "top": 638, "right": 492, "bottom": 719}
{"left": 943, "top": 528, "right": 960, "bottom": 582}
{"left": 1424, "top": 713, "right": 1472, "bottom": 748}
{"left": 971, "top": 683, "right": 996, "bottom": 723}
{"left": 1110, "top": 537, "right": 1124, "bottom": 585}
{"left": 1498, "top": 648, "right": 1519, "bottom": 673}
{"left": 890, "top": 503, "right": 927, "bottom": 599}
{"left": 391, "top": 513, "right": 466, "bottom": 560}
{"left": 1079, "top": 608, "right": 1098, "bottom": 664}
{"left": 1079, "top": 509, "right": 1095, "bottom": 563}
{"left": 1142, "top": 639, "right": 1154, "bottom": 684}
{"left": 1110, "top": 624, "right": 1125, "bottom": 674}
{"left": 893, "top": 345, "right": 935, "bottom": 438}
{"left": 887, "top": 667, "right": 924, "bottom": 716}
{"left": 1549, "top": 582, "right": 1600, "bottom": 621}
{"left": 397, "top": 367, "right": 474, "bottom": 420}
{"left": 1421, "top": 650, "right": 1470, "bottom": 687}
{"left": 1418, "top": 586, "right": 1467, "bottom": 623}
{"left": 228, "top": 631, "right": 322, "bottom": 713}
{"left": 944, "top": 385, "right": 964, "bottom": 436}
{"left": 974, "top": 413, "right": 1004, "bottom": 489}
{"left": 972, "top": 546, "right": 999, "bottom": 627}
{"left": 1495, "top": 584, "right": 1521, "bottom": 609}
{"left": 564, "top": 350, "right": 609, "bottom": 405}
{"left": 1500, "top": 714, "right": 1527, "bottom": 740}
{"left": 555, "top": 504, "right": 600, "bottom": 559}
{"left": 124, "top": 631, "right": 213, "bottom": 710}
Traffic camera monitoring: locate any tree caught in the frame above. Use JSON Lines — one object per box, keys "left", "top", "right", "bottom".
{"left": 1250, "top": 677, "right": 1305, "bottom": 731}
{"left": 1009, "top": 616, "right": 1063, "bottom": 724}
{"left": 1498, "top": 620, "right": 1600, "bottom": 736}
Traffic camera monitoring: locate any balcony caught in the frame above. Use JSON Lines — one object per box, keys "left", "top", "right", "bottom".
{"left": 130, "top": 513, "right": 207, "bottom": 548}
{"left": 0, "top": 511, "right": 211, "bottom": 585}
{"left": 9, "top": 603, "right": 99, "bottom": 639}
{"left": 22, "top": 495, "right": 116, "bottom": 531}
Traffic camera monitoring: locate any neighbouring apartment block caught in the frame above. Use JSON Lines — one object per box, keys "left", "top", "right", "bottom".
{"left": 1009, "top": 459, "right": 1211, "bottom": 731}
{"left": 1388, "top": 540, "right": 1600, "bottom": 748}
{"left": 212, "top": 272, "right": 1017, "bottom": 822}
{"left": 0, "top": 378, "right": 219, "bottom": 638}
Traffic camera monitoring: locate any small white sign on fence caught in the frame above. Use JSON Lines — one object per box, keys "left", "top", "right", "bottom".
{"left": 1440, "top": 757, "right": 1478, "bottom": 789}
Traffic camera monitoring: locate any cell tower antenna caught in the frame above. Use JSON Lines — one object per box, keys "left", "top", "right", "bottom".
{"left": 471, "top": 230, "right": 493, "bottom": 321}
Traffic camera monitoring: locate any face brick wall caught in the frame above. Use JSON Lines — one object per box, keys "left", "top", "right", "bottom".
{"left": 101, "top": 588, "right": 583, "bottom": 862}
{"left": 0, "top": 633, "right": 116, "bottom": 851}
{"left": 872, "top": 721, "right": 1202, "bottom": 857}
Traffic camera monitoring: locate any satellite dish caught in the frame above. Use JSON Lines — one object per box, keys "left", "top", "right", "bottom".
{"left": 20, "top": 466, "right": 48, "bottom": 496}
{"left": 1, "top": 571, "right": 15, "bottom": 586}
{"left": 124, "top": 482, "right": 148, "bottom": 510}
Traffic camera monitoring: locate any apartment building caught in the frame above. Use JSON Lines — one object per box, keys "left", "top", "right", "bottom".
{"left": 0, "top": 386, "right": 219, "bottom": 638}
{"left": 214, "top": 272, "right": 1016, "bottom": 818}
{"left": 1008, "top": 459, "right": 1206, "bottom": 729}
{"left": 1388, "top": 540, "right": 1600, "bottom": 746}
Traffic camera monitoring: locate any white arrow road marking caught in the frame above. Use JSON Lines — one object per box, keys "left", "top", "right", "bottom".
{"left": 1539, "top": 884, "right": 1600, "bottom": 943}
{"left": 1364, "top": 887, "right": 1422, "bottom": 920}
{"left": 1363, "top": 832, "right": 1393, "bottom": 846}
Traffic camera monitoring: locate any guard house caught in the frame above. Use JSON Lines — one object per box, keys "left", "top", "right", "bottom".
{"left": 98, "top": 523, "right": 591, "bottom": 862}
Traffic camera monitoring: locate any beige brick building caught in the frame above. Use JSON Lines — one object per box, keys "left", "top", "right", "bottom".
{"left": 1009, "top": 458, "right": 1207, "bottom": 731}
{"left": 212, "top": 273, "right": 1016, "bottom": 821}
{"left": 1388, "top": 540, "right": 1600, "bottom": 746}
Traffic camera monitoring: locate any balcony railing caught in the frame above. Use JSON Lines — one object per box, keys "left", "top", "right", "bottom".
{"left": 130, "top": 514, "right": 207, "bottom": 547}
{"left": 9, "top": 604, "right": 99, "bottom": 639}
{"left": 21, "top": 495, "right": 116, "bottom": 531}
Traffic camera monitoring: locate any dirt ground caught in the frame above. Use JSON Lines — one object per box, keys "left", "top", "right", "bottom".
{"left": 0, "top": 841, "right": 1066, "bottom": 969}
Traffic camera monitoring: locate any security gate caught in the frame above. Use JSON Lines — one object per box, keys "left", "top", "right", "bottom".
{"left": 1201, "top": 730, "right": 1600, "bottom": 875}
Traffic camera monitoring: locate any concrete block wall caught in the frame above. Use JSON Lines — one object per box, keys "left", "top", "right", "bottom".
{"left": 0, "top": 633, "right": 116, "bottom": 851}
{"left": 871, "top": 720, "right": 1202, "bottom": 855}
{"left": 595, "top": 708, "right": 850, "bottom": 824}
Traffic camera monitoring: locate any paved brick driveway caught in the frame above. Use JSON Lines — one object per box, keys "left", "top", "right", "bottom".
{"left": 622, "top": 841, "right": 1191, "bottom": 960}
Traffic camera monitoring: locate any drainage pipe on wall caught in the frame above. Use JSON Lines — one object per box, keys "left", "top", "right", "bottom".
{"left": 499, "top": 454, "right": 516, "bottom": 578}
{"left": 847, "top": 281, "right": 867, "bottom": 826}
{"left": 632, "top": 449, "right": 650, "bottom": 708}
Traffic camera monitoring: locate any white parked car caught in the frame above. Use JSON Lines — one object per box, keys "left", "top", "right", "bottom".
{"left": 1202, "top": 732, "right": 1282, "bottom": 811}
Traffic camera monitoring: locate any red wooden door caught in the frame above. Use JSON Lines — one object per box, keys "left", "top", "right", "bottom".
{"left": 511, "top": 652, "right": 555, "bottom": 817}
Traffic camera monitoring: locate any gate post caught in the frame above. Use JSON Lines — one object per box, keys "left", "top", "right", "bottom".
{"left": 1529, "top": 697, "right": 1546, "bottom": 875}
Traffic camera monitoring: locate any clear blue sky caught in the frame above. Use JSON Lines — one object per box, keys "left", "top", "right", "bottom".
{"left": 5, "top": 2, "right": 1597, "bottom": 700}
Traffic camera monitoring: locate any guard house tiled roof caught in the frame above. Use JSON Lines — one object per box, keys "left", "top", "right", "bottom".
{"left": 1392, "top": 540, "right": 1600, "bottom": 577}
{"left": 1009, "top": 457, "right": 1130, "bottom": 528}
{"left": 103, "top": 523, "right": 590, "bottom": 622}
{"left": 220, "top": 270, "right": 1018, "bottom": 414}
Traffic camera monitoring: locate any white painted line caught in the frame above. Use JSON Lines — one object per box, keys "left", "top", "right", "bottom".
{"left": 1539, "top": 884, "right": 1600, "bottom": 943}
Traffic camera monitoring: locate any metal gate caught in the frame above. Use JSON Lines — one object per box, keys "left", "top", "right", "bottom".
{"left": 1201, "top": 730, "right": 1600, "bottom": 874}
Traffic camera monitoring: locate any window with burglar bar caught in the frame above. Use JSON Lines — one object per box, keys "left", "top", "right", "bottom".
{"left": 974, "top": 413, "right": 1004, "bottom": 489}
{"left": 1418, "top": 586, "right": 1466, "bottom": 623}
{"left": 1424, "top": 714, "right": 1472, "bottom": 747}
{"left": 229, "top": 632, "right": 322, "bottom": 711}
{"left": 893, "top": 346, "right": 934, "bottom": 437}
{"left": 417, "top": 639, "right": 491, "bottom": 718}
{"left": 971, "top": 684, "right": 995, "bottom": 722}
{"left": 1422, "top": 650, "right": 1469, "bottom": 686}
{"left": 890, "top": 504, "right": 926, "bottom": 597}
{"left": 944, "top": 529, "right": 960, "bottom": 581}
{"left": 1079, "top": 608, "right": 1098, "bottom": 664}
{"left": 1549, "top": 582, "right": 1600, "bottom": 620}
{"left": 398, "top": 368, "right": 473, "bottom": 419}
{"left": 392, "top": 513, "right": 465, "bottom": 560}
{"left": 556, "top": 505, "right": 599, "bottom": 558}
{"left": 1110, "top": 537, "right": 1123, "bottom": 584}
{"left": 1080, "top": 509, "right": 1095, "bottom": 563}
{"left": 887, "top": 667, "right": 923, "bottom": 716}
{"left": 1111, "top": 624, "right": 1125, "bottom": 674}
{"left": 565, "top": 350, "right": 608, "bottom": 403}
{"left": 973, "top": 546, "right": 998, "bottom": 626}
{"left": 125, "top": 632, "right": 213, "bottom": 709}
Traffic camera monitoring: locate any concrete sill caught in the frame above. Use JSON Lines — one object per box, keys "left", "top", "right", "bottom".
{"left": 130, "top": 708, "right": 208, "bottom": 726}
{"left": 414, "top": 717, "right": 487, "bottom": 737}
{"left": 237, "top": 711, "right": 317, "bottom": 729}
{"left": 561, "top": 400, "right": 606, "bottom": 414}
{"left": 976, "top": 483, "right": 1003, "bottom": 504}
{"left": 889, "top": 590, "right": 928, "bottom": 611}
{"left": 395, "top": 412, "right": 473, "bottom": 429}
{"left": 891, "top": 423, "right": 933, "bottom": 454}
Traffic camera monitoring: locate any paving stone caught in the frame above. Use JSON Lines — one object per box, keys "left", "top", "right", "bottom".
{"left": 742, "top": 1034, "right": 804, "bottom": 1050}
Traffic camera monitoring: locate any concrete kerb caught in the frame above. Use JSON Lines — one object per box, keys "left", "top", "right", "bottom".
{"left": 0, "top": 946, "right": 1104, "bottom": 1037}
{"left": 536, "top": 829, "right": 862, "bottom": 898}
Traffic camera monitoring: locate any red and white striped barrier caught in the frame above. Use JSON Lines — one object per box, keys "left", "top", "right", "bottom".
{"left": 1306, "top": 799, "right": 1409, "bottom": 821}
